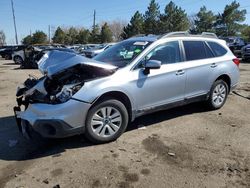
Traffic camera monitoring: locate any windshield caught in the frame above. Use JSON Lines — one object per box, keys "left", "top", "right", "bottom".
{"left": 93, "top": 40, "right": 151, "bottom": 68}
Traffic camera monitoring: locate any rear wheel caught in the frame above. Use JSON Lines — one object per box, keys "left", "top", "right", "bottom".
{"left": 207, "top": 80, "right": 228, "bottom": 110}
{"left": 5, "top": 54, "right": 11, "bottom": 60}
{"left": 85, "top": 99, "right": 128, "bottom": 144}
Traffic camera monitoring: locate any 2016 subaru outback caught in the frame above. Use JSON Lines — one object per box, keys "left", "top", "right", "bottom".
{"left": 14, "top": 32, "right": 240, "bottom": 143}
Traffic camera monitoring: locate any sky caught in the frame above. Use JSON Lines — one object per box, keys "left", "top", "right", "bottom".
{"left": 0, "top": 0, "right": 249, "bottom": 44}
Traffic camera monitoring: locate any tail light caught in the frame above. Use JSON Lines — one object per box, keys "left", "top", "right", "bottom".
{"left": 233, "top": 58, "right": 240, "bottom": 67}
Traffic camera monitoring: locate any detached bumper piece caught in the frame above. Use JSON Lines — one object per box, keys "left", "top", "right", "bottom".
{"left": 14, "top": 106, "right": 33, "bottom": 139}
{"left": 13, "top": 106, "right": 21, "bottom": 132}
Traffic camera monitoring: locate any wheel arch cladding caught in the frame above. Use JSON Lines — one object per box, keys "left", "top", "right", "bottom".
{"left": 92, "top": 91, "right": 133, "bottom": 122}
{"left": 215, "top": 74, "right": 231, "bottom": 92}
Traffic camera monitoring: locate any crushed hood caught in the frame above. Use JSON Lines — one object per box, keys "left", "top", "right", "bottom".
{"left": 37, "top": 50, "right": 117, "bottom": 78}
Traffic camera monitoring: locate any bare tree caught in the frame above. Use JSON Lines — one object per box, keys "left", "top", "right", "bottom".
{"left": 100, "top": 19, "right": 127, "bottom": 42}
{"left": 0, "top": 30, "right": 6, "bottom": 46}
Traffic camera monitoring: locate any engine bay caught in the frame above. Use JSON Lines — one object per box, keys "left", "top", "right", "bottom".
{"left": 16, "top": 63, "right": 115, "bottom": 107}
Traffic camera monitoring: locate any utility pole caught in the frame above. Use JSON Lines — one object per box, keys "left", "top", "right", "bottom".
{"left": 11, "top": 0, "right": 18, "bottom": 45}
{"left": 93, "top": 10, "right": 96, "bottom": 29}
{"left": 48, "top": 25, "right": 51, "bottom": 43}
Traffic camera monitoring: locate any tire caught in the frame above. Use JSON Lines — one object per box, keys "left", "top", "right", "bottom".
{"left": 14, "top": 56, "right": 23, "bottom": 64}
{"left": 206, "top": 80, "right": 229, "bottom": 110}
{"left": 85, "top": 99, "right": 129, "bottom": 144}
{"left": 5, "top": 54, "right": 11, "bottom": 60}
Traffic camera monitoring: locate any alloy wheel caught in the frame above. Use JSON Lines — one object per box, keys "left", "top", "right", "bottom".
{"left": 90, "top": 106, "right": 122, "bottom": 138}
{"left": 212, "top": 83, "right": 226, "bottom": 107}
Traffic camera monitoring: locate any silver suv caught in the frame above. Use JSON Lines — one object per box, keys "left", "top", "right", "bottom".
{"left": 14, "top": 32, "right": 240, "bottom": 143}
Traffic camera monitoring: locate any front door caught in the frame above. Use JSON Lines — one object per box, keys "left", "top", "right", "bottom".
{"left": 128, "top": 41, "right": 187, "bottom": 111}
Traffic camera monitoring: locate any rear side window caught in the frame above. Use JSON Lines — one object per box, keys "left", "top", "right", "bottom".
{"left": 207, "top": 42, "right": 227, "bottom": 57}
{"left": 183, "top": 41, "right": 214, "bottom": 61}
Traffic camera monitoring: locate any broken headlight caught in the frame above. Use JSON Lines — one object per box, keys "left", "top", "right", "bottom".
{"left": 51, "top": 83, "right": 83, "bottom": 103}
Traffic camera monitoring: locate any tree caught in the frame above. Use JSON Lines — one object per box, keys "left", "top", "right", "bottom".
{"left": 0, "top": 30, "right": 6, "bottom": 46}
{"left": 100, "top": 23, "right": 113, "bottom": 43}
{"left": 241, "top": 25, "right": 250, "bottom": 41}
{"left": 121, "top": 11, "right": 144, "bottom": 39}
{"left": 144, "top": 0, "right": 160, "bottom": 34}
{"left": 215, "top": 1, "right": 246, "bottom": 36}
{"left": 67, "top": 27, "right": 79, "bottom": 44}
{"left": 77, "top": 29, "right": 90, "bottom": 44}
{"left": 22, "top": 35, "right": 32, "bottom": 45}
{"left": 159, "top": 1, "right": 189, "bottom": 33}
{"left": 90, "top": 25, "right": 101, "bottom": 43}
{"left": 32, "top": 31, "right": 47, "bottom": 44}
{"left": 194, "top": 6, "right": 216, "bottom": 33}
{"left": 52, "top": 27, "right": 66, "bottom": 44}
{"left": 108, "top": 19, "right": 127, "bottom": 41}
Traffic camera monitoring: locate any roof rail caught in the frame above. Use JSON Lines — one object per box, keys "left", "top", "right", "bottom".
{"left": 159, "top": 31, "right": 218, "bottom": 39}
{"left": 129, "top": 34, "right": 158, "bottom": 39}
{"left": 201, "top": 32, "right": 218, "bottom": 38}
{"left": 160, "top": 31, "right": 190, "bottom": 39}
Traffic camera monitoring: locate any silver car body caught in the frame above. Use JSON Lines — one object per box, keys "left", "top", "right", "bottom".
{"left": 84, "top": 43, "right": 116, "bottom": 58}
{"left": 16, "top": 34, "right": 240, "bottom": 138}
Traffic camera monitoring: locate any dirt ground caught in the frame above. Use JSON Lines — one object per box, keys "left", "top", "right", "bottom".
{"left": 0, "top": 59, "right": 249, "bottom": 188}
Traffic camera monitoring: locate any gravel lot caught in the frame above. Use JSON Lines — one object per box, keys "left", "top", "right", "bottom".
{"left": 0, "top": 59, "right": 249, "bottom": 188}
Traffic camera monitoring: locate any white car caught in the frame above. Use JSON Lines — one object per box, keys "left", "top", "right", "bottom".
{"left": 12, "top": 49, "right": 25, "bottom": 64}
{"left": 84, "top": 43, "right": 116, "bottom": 58}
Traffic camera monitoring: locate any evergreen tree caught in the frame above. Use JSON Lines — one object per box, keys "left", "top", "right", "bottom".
{"left": 215, "top": 1, "right": 246, "bottom": 36}
{"left": 144, "top": 0, "right": 160, "bottom": 34}
{"left": 194, "top": 6, "right": 216, "bottom": 33}
{"left": 52, "top": 27, "right": 66, "bottom": 44}
{"left": 159, "top": 1, "right": 189, "bottom": 33}
{"left": 32, "top": 31, "right": 47, "bottom": 44}
{"left": 100, "top": 23, "right": 113, "bottom": 43}
{"left": 77, "top": 29, "right": 90, "bottom": 44}
{"left": 121, "top": 11, "right": 144, "bottom": 39}
{"left": 22, "top": 35, "right": 32, "bottom": 45}
{"left": 90, "top": 25, "right": 101, "bottom": 43}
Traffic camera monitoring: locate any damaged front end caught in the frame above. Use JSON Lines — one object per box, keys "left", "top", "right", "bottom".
{"left": 14, "top": 50, "right": 117, "bottom": 138}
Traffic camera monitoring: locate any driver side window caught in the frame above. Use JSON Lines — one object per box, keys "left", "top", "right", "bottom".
{"left": 138, "top": 41, "right": 181, "bottom": 68}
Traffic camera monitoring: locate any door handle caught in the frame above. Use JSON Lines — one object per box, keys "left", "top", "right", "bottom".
{"left": 176, "top": 70, "right": 185, "bottom": 75}
{"left": 211, "top": 63, "right": 217, "bottom": 68}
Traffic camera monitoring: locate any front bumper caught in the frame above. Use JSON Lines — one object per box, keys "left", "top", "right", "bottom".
{"left": 14, "top": 99, "right": 91, "bottom": 138}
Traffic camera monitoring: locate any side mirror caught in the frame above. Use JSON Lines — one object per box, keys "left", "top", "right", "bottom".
{"left": 143, "top": 60, "right": 161, "bottom": 75}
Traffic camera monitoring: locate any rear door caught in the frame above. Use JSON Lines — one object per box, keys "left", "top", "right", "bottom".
{"left": 182, "top": 40, "right": 216, "bottom": 99}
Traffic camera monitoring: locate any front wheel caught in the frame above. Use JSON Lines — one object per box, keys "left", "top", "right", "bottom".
{"left": 85, "top": 99, "right": 129, "bottom": 144}
{"left": 207, "top": 80, "right": 228, "bottom": 110}
{"left": 14, "top": 56, "right": 23, "bottom": 64}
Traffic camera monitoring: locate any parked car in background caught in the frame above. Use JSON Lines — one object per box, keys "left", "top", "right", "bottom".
{"left": 0, "top": 45, "right": 21, "bottom": 60}
{"left": 34, "top": 48, "right": 77, "bottom": 63}
{"left": 0, "top": 45, "right": 8, "bottom": 50}
{"left": 84, "top": 43, "right": 116, "bottom": 58}
{"left": 12, "top": 45, "right": 28, "bottom": 64}
{"left": 242, "top": 44, "right": 250, "bottom": 62}
{"left": 14, "top": 32, "right": 240, "bottom": 143}
{"left": 221, "top": 36, "right": 246, "bottom": 57}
